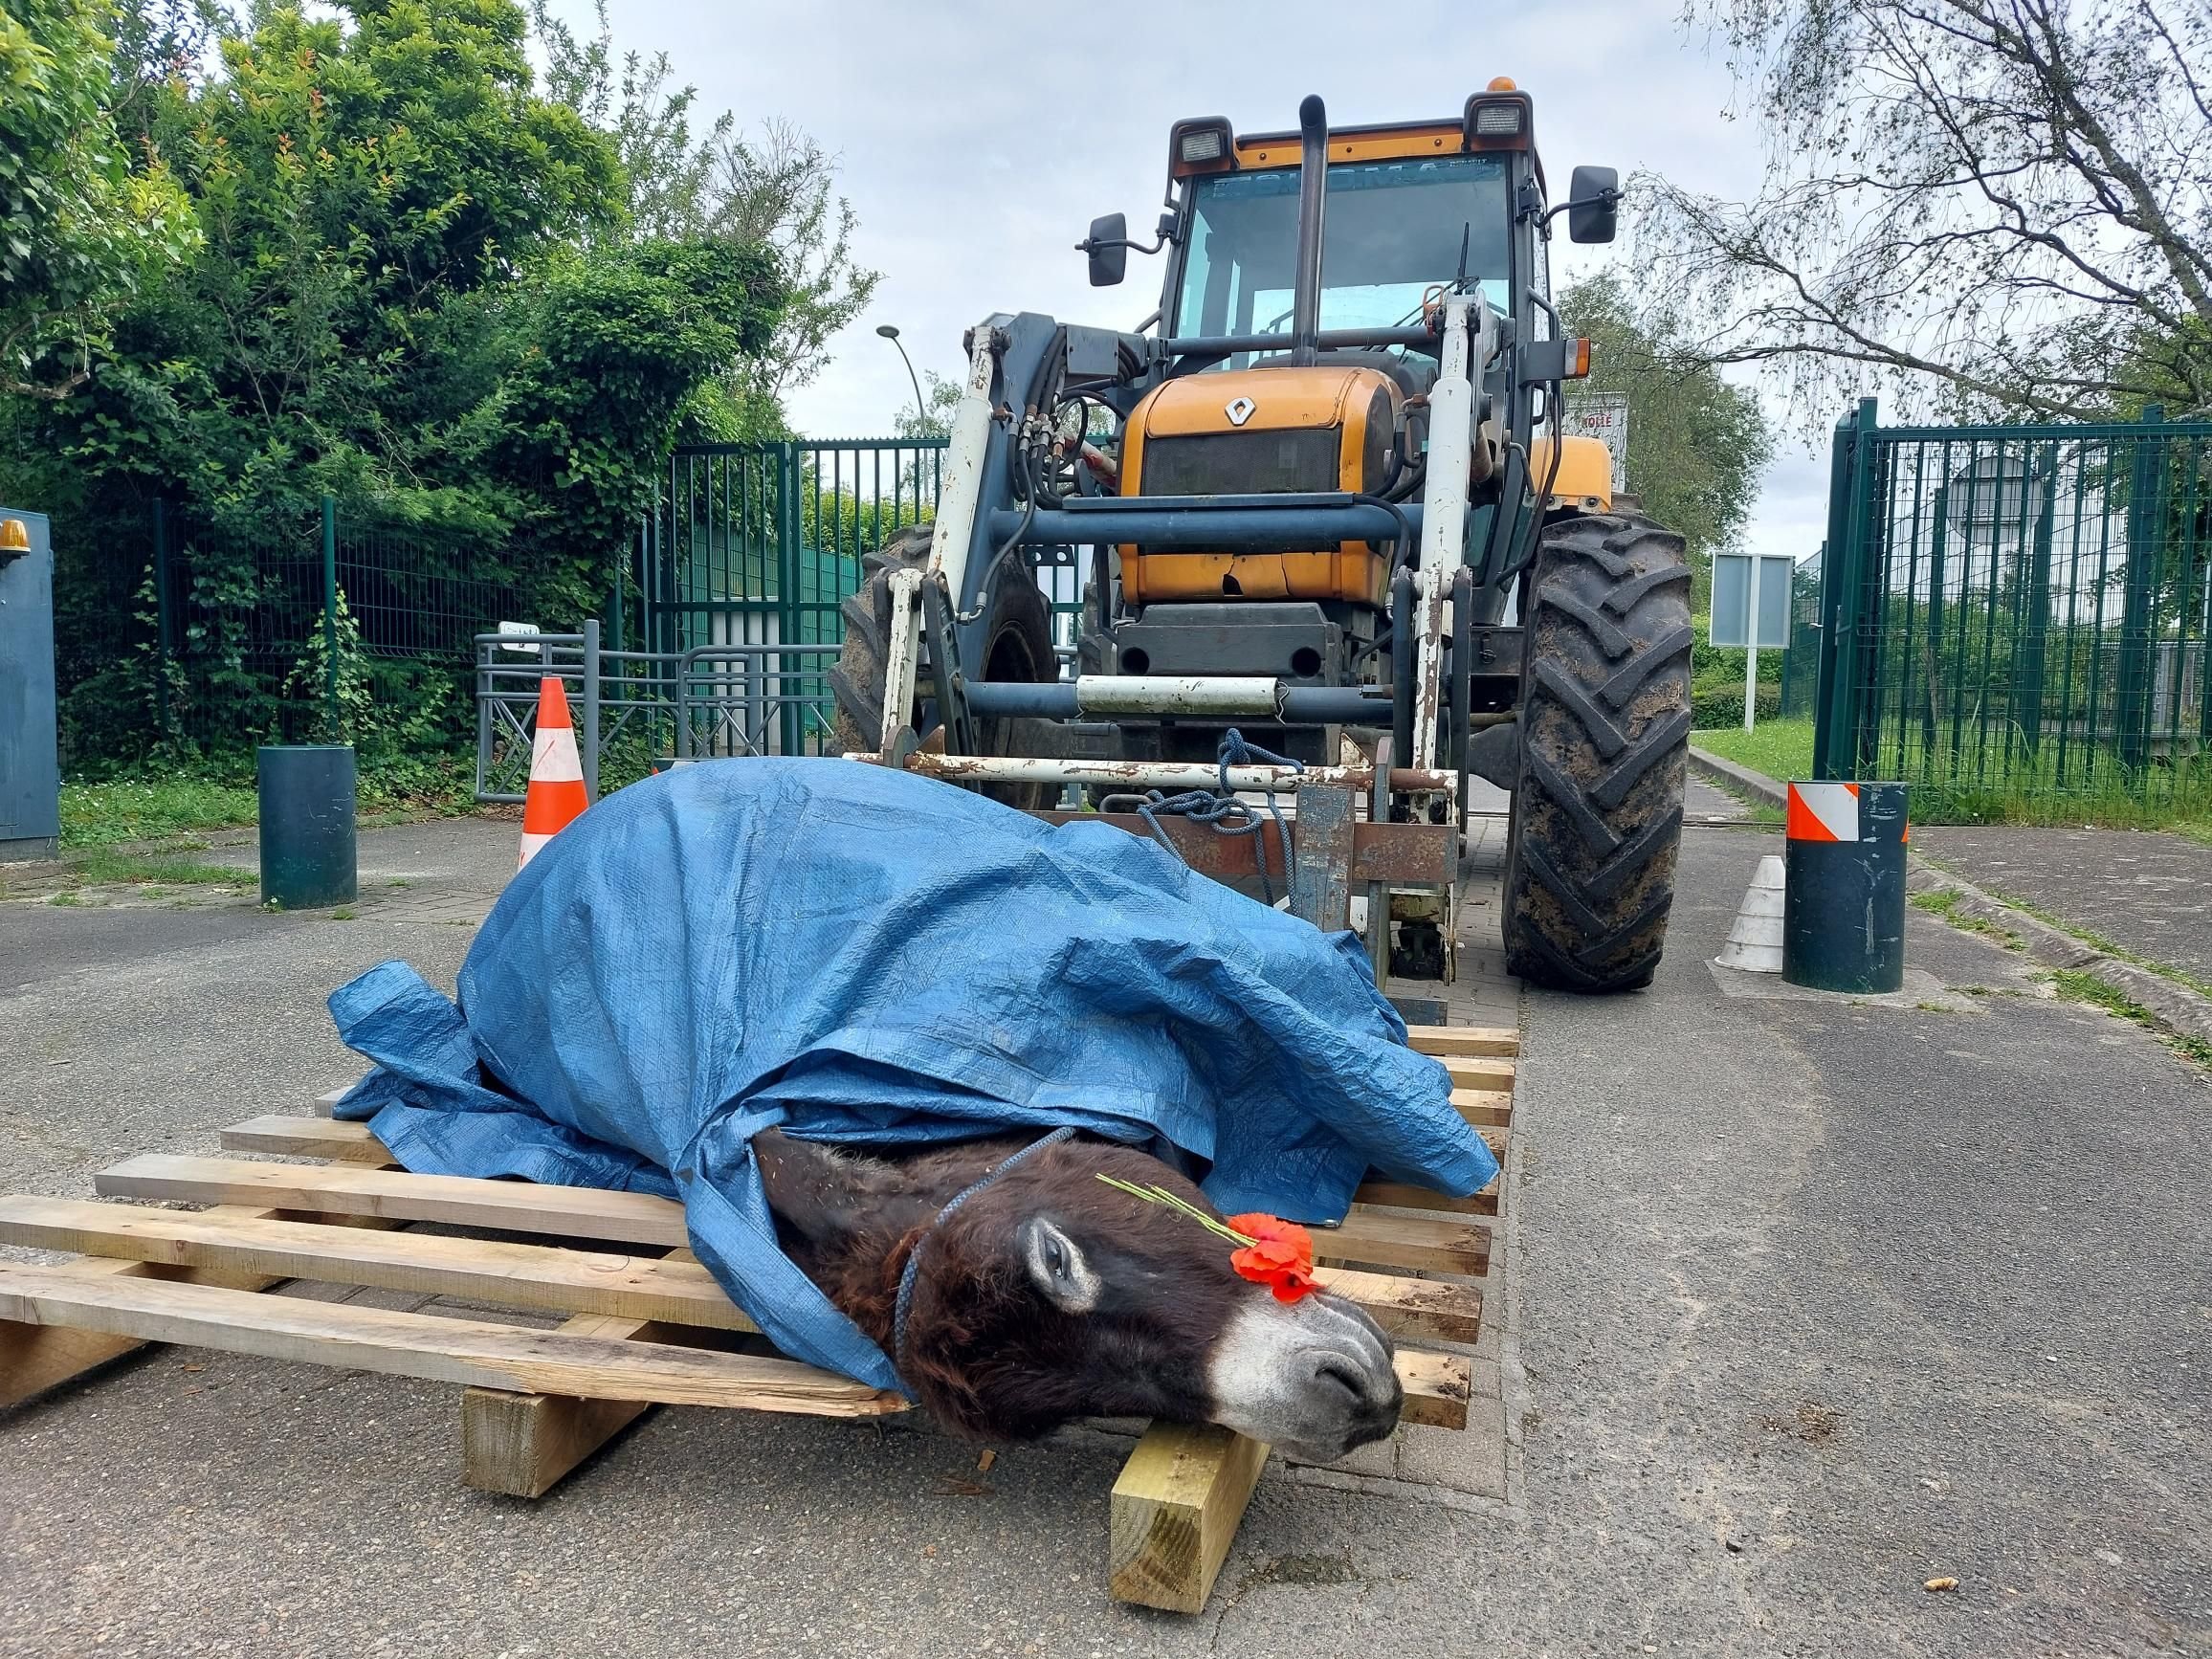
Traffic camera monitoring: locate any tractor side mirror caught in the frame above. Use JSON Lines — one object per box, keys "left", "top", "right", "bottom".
{"left": 1082, "top": 212, "right": 1129, "bottom": 287}
{"left": 1566, "top": 166, "right": 1620, "bottom": 244}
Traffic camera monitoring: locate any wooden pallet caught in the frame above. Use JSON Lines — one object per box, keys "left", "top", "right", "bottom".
{"left": 0, "top": 1023, "right": 1512, "bottom": 1614}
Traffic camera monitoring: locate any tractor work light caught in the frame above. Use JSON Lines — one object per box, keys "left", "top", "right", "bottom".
{"left": 1168, "top": 117, "right": 1236, "bottom": 176}
{"left": 1470, "top": 100, "right": 1524, "bottom": 137}
{"left": 1463, "top": 88, "right": 1533, "bottom": 150}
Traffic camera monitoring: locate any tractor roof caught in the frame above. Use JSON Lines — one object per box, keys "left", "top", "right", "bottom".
{"left": 1170, "top": 89, "right": 1542, "bottom": 191}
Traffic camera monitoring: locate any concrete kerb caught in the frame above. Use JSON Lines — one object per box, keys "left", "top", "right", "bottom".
{"left": 1687, "top": 744, "right": 1786, "bottom": 812}
{"left": 1686, "top": 745, "right": 2212, "bottom": 1052}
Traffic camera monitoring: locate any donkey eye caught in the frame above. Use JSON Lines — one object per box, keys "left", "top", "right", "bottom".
{"left": 1044, "top": 1237, "right": 1069, "bottom": 1277}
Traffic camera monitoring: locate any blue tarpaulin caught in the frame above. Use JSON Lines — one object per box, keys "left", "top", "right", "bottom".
{"left": 330, "top": 759, "right": 1494, "bottom": 1394}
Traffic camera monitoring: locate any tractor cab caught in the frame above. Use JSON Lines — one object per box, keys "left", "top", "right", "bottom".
{"left": 1071, "top": 91, "right": 1622, "bottom": 735}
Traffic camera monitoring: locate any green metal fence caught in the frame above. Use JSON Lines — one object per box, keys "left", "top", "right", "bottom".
{"left": 1813, "top": 401, "right": 2211, "bottom": 806}
{"left": 60, "top": 437, "right": 1090, "bottom": 774}
{"left": 1777, "top": 544, "right": 1824, "bottom": 721}
{"left": 60, "top": 497, "right": 522, "bottom": 771}
{"left": 647, "top": 438, "right": 1086, "bottom": 753}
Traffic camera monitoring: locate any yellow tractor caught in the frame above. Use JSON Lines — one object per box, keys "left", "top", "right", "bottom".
{"left": 832, "top": 89, "right": 1690, "bottom": 993}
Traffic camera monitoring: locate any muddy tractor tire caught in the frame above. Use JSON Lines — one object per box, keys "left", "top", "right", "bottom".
{"left": 829, "top": 525, "right": 1059, "bottom": 807}
{"left": 1500, "top": 512, "right": 1693, "bottom": 992}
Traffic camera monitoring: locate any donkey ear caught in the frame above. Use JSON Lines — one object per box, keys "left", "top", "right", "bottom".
{"left": 1020, "top": 1217, "right": 1101, "bottom": 1314}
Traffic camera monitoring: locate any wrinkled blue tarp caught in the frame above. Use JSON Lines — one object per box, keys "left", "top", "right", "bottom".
{"left": 330, "top": 758, "right": 1494, "bottom": 1393}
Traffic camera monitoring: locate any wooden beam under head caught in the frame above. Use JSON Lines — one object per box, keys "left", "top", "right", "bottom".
{"left": 1109, "top": 1343, "right": 1473, "bottom": 1613}
{"left": 1109, "top": 1423, "right": 1269, "bottom": 1614}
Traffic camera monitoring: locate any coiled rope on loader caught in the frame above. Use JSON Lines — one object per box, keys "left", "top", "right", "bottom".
{"left": 1104, "top": 729, "right": 1305, "bottom": 908}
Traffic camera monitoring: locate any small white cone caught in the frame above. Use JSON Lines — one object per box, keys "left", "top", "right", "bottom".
{"left": 1715, "top": 854, "right": 1786, "bottom": 973}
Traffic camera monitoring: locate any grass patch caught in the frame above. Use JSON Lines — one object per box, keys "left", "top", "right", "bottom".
{"left": 1919, "top": 865, "right": 2212, "bottom": 1003}
{"left": 60, "top": 777, "right": 259, "bottom": 849}
{"left": 1692, "top": 719, "right": 1816, "bottom": 785}
{"left": 2046, "top": 969, "right": 2212, "bottom": 1070}
{"left": 1692, "top": 719, "right": 2212, "bottom": 837}
{"left": 1907, "top": 883, "right": 2024, "bottom": 948}
{"left": 60, "top": 752, "right": 480, "bottom": 852}
{"left": 67, "top": 849, "right": 251, "bottom": 887}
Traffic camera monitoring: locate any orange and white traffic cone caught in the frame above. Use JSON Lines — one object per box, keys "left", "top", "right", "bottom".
{"left": 519, "top": 675, "right": 588, "bottom": 869}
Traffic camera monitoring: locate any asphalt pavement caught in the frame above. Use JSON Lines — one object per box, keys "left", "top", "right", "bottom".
{"left": 1, "top": 812, "right": 2205, "bottom": 1656}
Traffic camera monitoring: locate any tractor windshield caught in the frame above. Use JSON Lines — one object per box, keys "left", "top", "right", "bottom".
{"left": 1174, "top": 154, "right": 1512, "bottom": 343}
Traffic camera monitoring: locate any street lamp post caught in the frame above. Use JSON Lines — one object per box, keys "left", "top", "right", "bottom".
{"left": 875, "top": 324, "right": 925, "bottom": 429}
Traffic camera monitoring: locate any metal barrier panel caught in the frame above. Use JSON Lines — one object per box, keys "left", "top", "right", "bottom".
{"left": 1777, "top": 545, "right": 1824, "bottom": 721}
{"left": 1816, "top": 404, "right": 2211, "bottom": 807}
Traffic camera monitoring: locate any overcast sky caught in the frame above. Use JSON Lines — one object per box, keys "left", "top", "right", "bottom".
{"left": 544, "top": 0, "right": 1833, "bottom": 559}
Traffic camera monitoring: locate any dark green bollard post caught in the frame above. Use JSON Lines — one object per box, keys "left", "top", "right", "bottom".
{"left": 258, "top": 744, "right": 357, "bottom": 909}
{"left": 1781, "top": 781, "right": 1908, "bottom": 993}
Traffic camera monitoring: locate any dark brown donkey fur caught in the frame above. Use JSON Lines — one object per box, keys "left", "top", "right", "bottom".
{"left": 753, "top": 1127, "right": 1404, "bottom": 1457}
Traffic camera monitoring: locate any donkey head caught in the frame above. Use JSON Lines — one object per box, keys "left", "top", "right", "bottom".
{"left": 755, "top": 1129, "right": 1402, "bottom": 1462}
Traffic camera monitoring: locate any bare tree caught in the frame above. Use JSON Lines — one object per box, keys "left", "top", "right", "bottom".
{"left": 1639, "top": 0, "right": 2212, "bottom": 422}
{"left": 706, "top": 119, "right": 881, "bottom": 404}
{"left": 529, "top": 2, "right": 880, "bottom": 417}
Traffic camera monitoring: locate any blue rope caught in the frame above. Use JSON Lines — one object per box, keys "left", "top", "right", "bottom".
{"left": 1128, "top": 728, "right": 1305, "bottom": 906}
{"left": 891, "top": 1125, "right": 1076, "bottom": 1396}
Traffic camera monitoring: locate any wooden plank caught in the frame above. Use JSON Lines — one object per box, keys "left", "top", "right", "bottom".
{"left": 1395, "top": 1350, "right": 1471, "bottom": 1429}
{"left": 462, "top": 1312, "right": 660, "bottom": 1497}
{"left": 1436, "top": 1056, "right": 1516, "bottom": 1092}
{"left": 0, "top": 1197, "right": 759, "bottom": 1334}
{"left": 1311, "top": 1266, "right": 1481, "bottom": 1344}
{"left": 95, "top": 1156, "right": 691, "bottom": 1248}
{"left": 464, "top": 1244, "right": 707, "bottom": 1498}
{"left": 1320, "top": 1209, "right": 1489, "bottom": 1276}
{"left": 1451, "top": 1088, "right": 1513, "bottom": 1128}
{"left": 1287, "top": 783, "right": 1355, "bottom": 932}
{"left": 0, "top": 1196, "right": 397, "bottom": 1408}
{"left": 222, "top": 1116, "right": 388, "bottom": 1163}
{"left": 0, "top": 1263, "right": 905, "bottom": 1415}
{"left": 0, "top": 1251, "right": 272, "bottom": 1407}
{"left": 88, "top": 1159, "right": 1497, "bottom": 1335}
{"left": 1109, "top": 1423, "right": 1269, "bottom": 1614}
{"left": 1407, "top": 1025, "right": 1517, "bottom": 1058}
{"left": 1354, "top": 1180, "right": 1498, "bottom": 1220}
{"left": 1443, "top": 1055, "right": 1517, "bottom": 1090}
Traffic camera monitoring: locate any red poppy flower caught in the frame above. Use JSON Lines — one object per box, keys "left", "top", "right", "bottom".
{"left": 1225, "top": 1213, "right": 1317, "bottom": 1303}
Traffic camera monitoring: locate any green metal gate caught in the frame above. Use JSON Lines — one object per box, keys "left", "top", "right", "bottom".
{"left": 1813, "top": 400, "right": 2211, "bottom": 807}
{"left": 644, "top": 438, "right": 1086, "bottom": 755}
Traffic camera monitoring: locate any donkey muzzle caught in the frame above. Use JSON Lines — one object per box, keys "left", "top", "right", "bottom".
{"left": 1204, "top": 1291, "right": 1403, "bottom": 1463}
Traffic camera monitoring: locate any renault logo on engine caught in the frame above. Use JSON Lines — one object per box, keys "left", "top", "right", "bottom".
{"left": 1225, "top": 395, "right": 1256, "bottom": 427}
